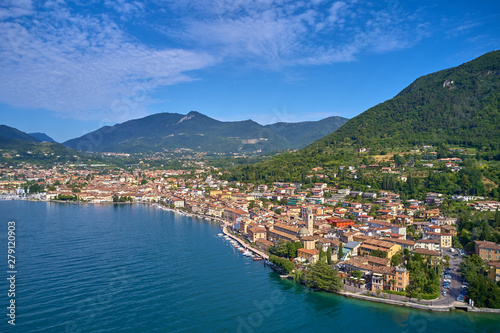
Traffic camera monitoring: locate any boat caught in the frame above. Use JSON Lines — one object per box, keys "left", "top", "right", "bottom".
{"left": 253, "top": 256, "right": 263, "bottom": 261}
{"left": 243, "top": 250, "right": 252, "bottom": 256}
{"left": 217, "top": 233, "right": 223, "bottom": 237}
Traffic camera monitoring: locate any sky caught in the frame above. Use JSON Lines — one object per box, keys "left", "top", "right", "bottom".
{"left": 0, "top": 0, "right": 499, "bottom": 143}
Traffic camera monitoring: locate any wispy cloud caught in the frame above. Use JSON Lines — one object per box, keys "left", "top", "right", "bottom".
{"left": 0, "top": 1, "right": 214, "bottom": 121}
{"left": 0, "top": 0, "right": 432, "bottom": 121}
{"left": 161, "top": 0, "right": 428, "bottom": 67}
{"left": 0, "top": 0, "right": 33, "bottom": 20}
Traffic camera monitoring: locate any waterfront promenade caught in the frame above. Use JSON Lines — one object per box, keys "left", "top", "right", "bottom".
{"left": 221, "top": 223, "right": 269, "bottom": 260}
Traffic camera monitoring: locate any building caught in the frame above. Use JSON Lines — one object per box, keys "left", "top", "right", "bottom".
{"left": 343, "top": 241, "right": 361, "bottom": 258}
{"left": 305, "top": 207, "right": 314, "bottom": 235}
{"left": 170, "top": 197, "right": 185, "bottom": 208}
{"left": 222, "top": 208, "right": 250, "bottom": 223}
{"left": 383, "top": 238, "right": 416, "bottom": 252}
{"left": 297, "top": 248, "right": 319, "bottom": 264}
{"left": 345, "top": 258, "right": 409, "bottom": 292}
{"left": 367, "top": 220, "right": 406, "bottom": 238}
{"left": 415, "top": 239, "right": 440, "bottom": 252}
{"left": 425, "top": 232, "right": 452, "bottom": 248}
{"left": 411, "top": 248, "right": 441, "bottom": 264}
{"left": 475, "top": 240, "right": 500, "bottom": 262}
{"left": 359, "top": 238, "right": 401, "bottom": 259}
{"left": 487, "top": 262, "right": 500, "bottom": 282}
{"left": 248, "top": 227, "right": 267, "bottom": 243}
{"left": 300, "top": 236, "right": 316, "bottom": 250}
{"left": 328, "top": 217, "right": 355, "bottom": 228}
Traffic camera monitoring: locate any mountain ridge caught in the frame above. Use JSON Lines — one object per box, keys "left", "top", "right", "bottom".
{"left": 228, "top": 50, "right": 500, "bottom": 181}
{"left": 28, "top": 132, "right": 57, "bottom": 143}
{"left": 0, "top": 125, "right": 40, "bottom": 142}
{"left": 63, "top": 112, "right": 349, "bottom": 154}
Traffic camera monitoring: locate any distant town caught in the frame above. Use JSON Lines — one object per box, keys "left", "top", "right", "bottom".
{"left": 2, "top": 156, "right": 500, "bottom": 311}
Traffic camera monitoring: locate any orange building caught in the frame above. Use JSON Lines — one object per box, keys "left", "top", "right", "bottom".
{"left": 327, "top": 217, "right": 355, "bottom": 228}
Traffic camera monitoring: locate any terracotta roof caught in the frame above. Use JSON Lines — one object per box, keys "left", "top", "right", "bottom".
{"left": 412, "top": 248, "right": 440, "bottom": 256}
{"left": 475, "top": 240, "right": 500, "bottom": 251}
{"left": 298, "top": 248, "right": 319, "bottom": 255}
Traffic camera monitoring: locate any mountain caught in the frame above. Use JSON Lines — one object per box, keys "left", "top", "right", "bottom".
{"left": 309, "top": 50, "right": 500, "bottom": 153}
{"left": 0, "top": 125, "right": 40, "bottom": 142}
{"left": 29, "top": 132, "right": 57, "bottom": 143}
{"left": 64, "top": 111, "right": 348, "bottom": 154}
{"left": 230, "top": 50, "right": 500, "bottom": 181}
{"left": 264, "top": 116, "right": 348, "bottom": 149}
{"left": 0, "top": 135, "right": 82, "bottom": 165}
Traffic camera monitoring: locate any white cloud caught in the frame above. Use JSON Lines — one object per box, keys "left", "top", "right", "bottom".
{"left": 0, "top": 0, "right": 33, "bottom": 20}
{"left": 162, "top": 0, "right": 427, "bottom": 67}
{"left": 0, "top": 1, "right": 214, "bottom": 122}
{"left": 0, "top": 0, "right": 432, "bottom": 121}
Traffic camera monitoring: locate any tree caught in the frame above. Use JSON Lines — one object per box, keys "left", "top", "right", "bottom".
{"left": 352, "top": 270, "right": 363, "bottom": 279}
{"left": 269, "top": 255, "right": 295, "bottom": 273}
{"left": 270, "top": 240, "right": 289, "bottom": 258}
{"left": 248, "top": 200, "right": 256, "bottom": 210}
{"left": 305, "top": 261, "right": 343, "bottom": 292}
{"left": 319, "top": 248, "right": 326, "bottom": 262}
{"left": 141, "top": 179, "right": 147, "bottom": 185}
{"left": 286, "top": 241, "right": 303, "bottom": 258}
{"left": 371, "top": 249, "right": 388, "bottom": 258}
{"left": 326, "top": 247, "right": 333, "bottom": 265}
{"left": 391, "top": 252, "right": 402, "bottom": 267}
{"left": 338, "top": 243, "right": 344, "bottom": 259}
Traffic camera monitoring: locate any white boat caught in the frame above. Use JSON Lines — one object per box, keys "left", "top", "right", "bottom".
{"left": 243, "top": 250, "right": 252, "bottom": 256}
{"left": 217, "top": 233, "right": 223, "bottom": 237}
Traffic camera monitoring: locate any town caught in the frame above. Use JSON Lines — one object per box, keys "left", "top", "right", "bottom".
{"left": 2, "top": 157, "right": 500, "bottom": 311}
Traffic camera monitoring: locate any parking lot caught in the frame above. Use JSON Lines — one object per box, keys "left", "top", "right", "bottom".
{"left": 435, "top": 248, "right": 467, "bottom": 305}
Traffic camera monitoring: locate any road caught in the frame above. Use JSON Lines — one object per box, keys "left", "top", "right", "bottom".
{"left": 434, "top": 247, "right": 465, "bottom": 305}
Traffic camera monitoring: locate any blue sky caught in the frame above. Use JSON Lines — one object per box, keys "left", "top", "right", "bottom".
{"left": 0, "top": 0, "right": 499, "bottom": 142}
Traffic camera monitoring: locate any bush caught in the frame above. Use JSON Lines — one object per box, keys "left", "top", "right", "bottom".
{"left": 410, "top": 292, "right": 439, "bottom": 300}
{"left": 384, "top": 290, "right": 407, "bottom": 297}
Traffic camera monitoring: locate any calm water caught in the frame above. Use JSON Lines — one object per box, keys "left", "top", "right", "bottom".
{"left": 0, "top": 201, "right": 498, "bottom": 332}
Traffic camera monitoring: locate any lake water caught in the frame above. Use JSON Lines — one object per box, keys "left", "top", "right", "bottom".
{"left": 0, "top": 201, "right": 498, "bottom": 332}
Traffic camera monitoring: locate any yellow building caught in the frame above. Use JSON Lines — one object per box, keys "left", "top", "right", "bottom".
{"left": 297, "top": 248, "right": 319, "bottom": 264}
{"left": 487, "top": 262, "right": 500, "bottom": 282}
{"left": 248, "top": 227, "right": 267, "bottom": 243}
{"left": 359, "top": 239, "right": 401, "bottom": 259}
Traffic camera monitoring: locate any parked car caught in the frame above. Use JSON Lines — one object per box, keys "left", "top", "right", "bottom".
{"left": 442, "top": 291, "right": 447, "bottom": 296}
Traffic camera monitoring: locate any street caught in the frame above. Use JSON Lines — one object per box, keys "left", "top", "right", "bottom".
{"left": 434, "top": 247, "right": 465, "bottom": 306}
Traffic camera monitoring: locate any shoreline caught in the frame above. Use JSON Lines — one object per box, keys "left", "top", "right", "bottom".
{"left": 4, "top": 199, "right": 499, "bottom": 314}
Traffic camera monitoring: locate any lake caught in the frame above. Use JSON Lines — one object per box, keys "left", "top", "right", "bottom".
{"left": 0, "top": 201, "right": 498, "bottom": 332}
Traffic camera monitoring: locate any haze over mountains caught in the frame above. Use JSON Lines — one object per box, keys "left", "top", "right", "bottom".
{"left": 63, "top": 112, "right": 348, "bottom": 154}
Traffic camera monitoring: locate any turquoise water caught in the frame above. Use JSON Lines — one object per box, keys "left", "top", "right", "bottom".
{"left": 0, "top": 201, "right": 498, "bottom": 332}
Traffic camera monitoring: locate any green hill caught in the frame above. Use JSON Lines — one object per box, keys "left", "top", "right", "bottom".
{"left": 28, "top": 132, "right": 57, "bottom": 143}
{"left": 64, "top": 111, "right": 348, "bottom": 154}
{"left": 0, "top": 136, "right": 83, "bottom": 165}
{"left": 229, "top": 50, "right": 500, "bottom": 182}
{"left": 0, "top": 125, "right": 40, "bottom": 142}
{"left": 264, "top": 116, "right": 348, "bottom": 149}
{"left": 313, "top": 50, "right": 500, "bottom": 152}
